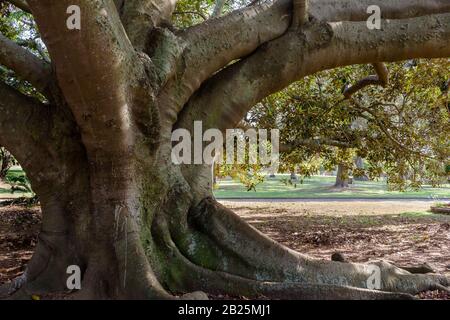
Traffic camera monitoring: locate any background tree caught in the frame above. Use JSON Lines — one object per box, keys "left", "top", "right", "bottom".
{"left": 247, "top": 60, "right": 449, "bottom": 190}
{"left": 1, "top": 0, "right": 450, "bottom": 299}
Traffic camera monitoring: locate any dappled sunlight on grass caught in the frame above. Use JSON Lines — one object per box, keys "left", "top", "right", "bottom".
{"left": 215, "top": 174, "right": 450, "bottom": 199}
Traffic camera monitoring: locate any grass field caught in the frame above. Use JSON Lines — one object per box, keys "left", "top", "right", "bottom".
{"left": 1, "top": 170, "right": 449, "bottom": 200}
{"left": 214, "top": 174, "right": 450, "bottom": 199}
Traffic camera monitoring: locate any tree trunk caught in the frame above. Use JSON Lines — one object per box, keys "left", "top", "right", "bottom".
{"left": 0, "top": 148, "right": 12, "bottom": 180}
{"left": 334, "top": 164, "right": 349, "bottom": 188}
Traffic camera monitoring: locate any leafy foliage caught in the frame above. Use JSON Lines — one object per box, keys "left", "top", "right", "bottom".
{"left": 242, "top": 59, "right": 449, "bottom": 190}
{"left": 0, "top": 2, "right": 47, "bottom": 100}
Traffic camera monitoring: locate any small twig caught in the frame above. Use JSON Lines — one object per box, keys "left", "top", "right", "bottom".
{"left": 344, "top": 63, "right": 389, "bottom": 99}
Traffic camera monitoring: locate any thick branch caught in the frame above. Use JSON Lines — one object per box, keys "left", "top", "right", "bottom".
{"left": 169, "top": 0, "right": 450, "bottom": 129}
{"left": 0, "top": 32, "right": 51, "bottom": 92}
{"left": 27, "top": 0, "right": 140, "bottom": 150}
{"left": 121, "top": 0, "right": 177, "bottom": 49}
{"left": 179, "top": 13, "right": 450, "bottom": 131}
{"left": 312, "top": 0, "right": 450, "bottom": 22}
{"left": 343, "top": 62, "right": 389, "bottom": 99}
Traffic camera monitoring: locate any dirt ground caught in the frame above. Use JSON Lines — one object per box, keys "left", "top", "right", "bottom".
{"left": 0, "top": 206, "right": 40, "bottom": 284}
{"left": 0, "top": 201, "right": 449, "bottom": 299}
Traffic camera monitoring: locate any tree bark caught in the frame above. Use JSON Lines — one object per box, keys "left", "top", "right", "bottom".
{"left": 1, "top": 0, "right": 449, "bottom": 300}
{"left": 335, "top": 164, "right": 349, "bottom": 188}
{"left": 0, "top": 148, "right": 12, "bottom": 180}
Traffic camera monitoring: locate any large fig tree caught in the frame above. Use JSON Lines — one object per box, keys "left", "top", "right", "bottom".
{"left": 0, "top": 0, "right": 449, "bottom": 299}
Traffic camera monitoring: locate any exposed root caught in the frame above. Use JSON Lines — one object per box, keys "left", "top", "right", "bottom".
{"left": 155, "top": 229, "right": 415, "bottom": 300}
{"left": 0, "top": 273, "right": 27, "bottom": 298}
{"left": 164, "top": 197, "right": 450, "bottom": 299}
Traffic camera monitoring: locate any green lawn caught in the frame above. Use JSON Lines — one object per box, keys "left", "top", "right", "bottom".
{"left": 214, "top": 175, "right": 450, "bottom": 199}
{"left": 2, "top": 170, "right": 449, "bottom": 200}
{"left": 0, "top": 167, "right": 32, "bottom": 198}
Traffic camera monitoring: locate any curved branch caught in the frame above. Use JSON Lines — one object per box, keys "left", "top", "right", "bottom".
{"left": 343, "top": 62, "right": 389, "bottom": 99}
{"left": 178, "top": 13, "right": 450, "bottom": 132}
{"left": 121, "top": 0, "right": 177, "bottom": 49}
{"left": 0, "top": 32, "right": 52, "bottom": 92}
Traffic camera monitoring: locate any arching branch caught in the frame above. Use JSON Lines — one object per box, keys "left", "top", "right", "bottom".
{"left": 0, "top": 32, "right": 52, "bottom": 93}
{"left": 163, "top": 0, "right": 450, "bottom": 127}
{"left": 178, "top": 13, "right": 450, "bottom": 132}
{"left": 312, "top": 0, "right": 450, "bottom": 22}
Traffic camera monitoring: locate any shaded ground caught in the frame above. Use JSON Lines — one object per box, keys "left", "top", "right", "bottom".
{"left": 0, "top": 201, "right": 449, "bottom": 299}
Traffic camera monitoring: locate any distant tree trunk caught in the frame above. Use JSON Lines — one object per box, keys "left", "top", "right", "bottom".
{"left": 0, "top": 147, "right": 12, "bottom": 180}
{"left": 353, "top": 157, "right": 369, "bottom": 181}
{"left": 335, "top": 164, "right": 349, "bottom": 188}
{"left": 290, "top": 170, "right": 298, "bottom": 181}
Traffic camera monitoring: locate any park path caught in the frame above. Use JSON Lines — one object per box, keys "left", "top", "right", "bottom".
{"left": 217, "top": 197, "right": 449, "bottom": 202}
